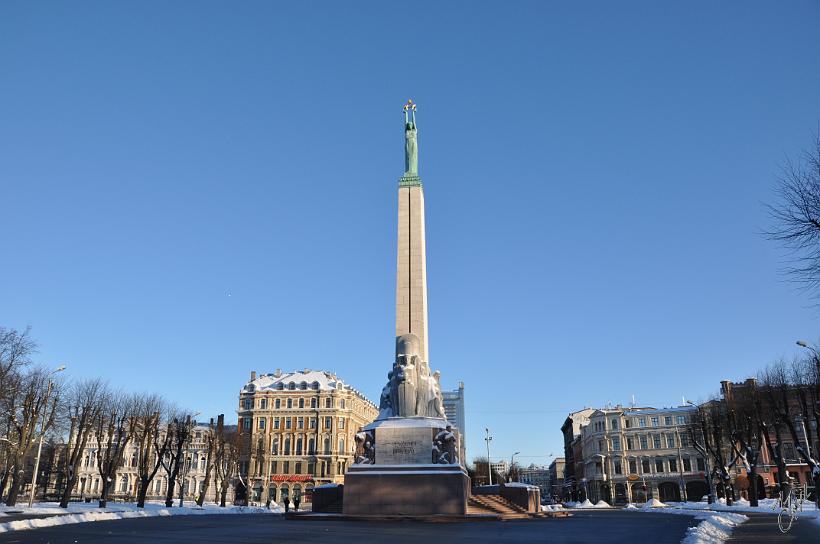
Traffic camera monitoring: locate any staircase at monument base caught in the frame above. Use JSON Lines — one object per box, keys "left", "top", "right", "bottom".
{"left": 467, "top": 495, "right": 530, "bottom": 518}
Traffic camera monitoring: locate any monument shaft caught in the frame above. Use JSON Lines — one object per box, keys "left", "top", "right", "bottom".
{"left": 396, "top": 184, "right": 430, "bottom": 363}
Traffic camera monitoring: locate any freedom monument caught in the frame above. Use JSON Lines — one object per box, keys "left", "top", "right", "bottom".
{"left": 341, "top": 101, "right": 470, "bottom": 516}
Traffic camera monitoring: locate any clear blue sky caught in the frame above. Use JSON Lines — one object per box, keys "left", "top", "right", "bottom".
{"left": 2, "top": 1, "right": 819, "bottom": 466}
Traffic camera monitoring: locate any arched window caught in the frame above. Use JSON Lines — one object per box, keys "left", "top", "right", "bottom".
{"left": 339, "top": 438, "right": 345, "bottom": 454}
{"left": 308, "top": 438, "right": 315, "bottom": 455}
{"left": 284, "top": 438, "right": 291, "bottom": 455}
{"left": 296, "top": 438, "right": 303, "bottom": 455}
{"left": 272, "top": 437, "right": 279, "bottom": 455}
{"left": 324, "top": 438, "right": 331, "bottom": 454}
{"left": 288, "top": 382, "right": 296, "bottom": 390}
{"left": 287, "top": 398, "right": 293, "bottom": 409}
{"left": 299, "top": 398, "right": 305, "bottom": 408}
{"left": 120, "top": 474, "right": 129, "bottom": 493}
{"left": 300, "top": 381, "right": 307, "bottom": 390}
{"left": 311, "top": 398, "right": 317, "bottom": 408}
{"left": 325, "top": 398, "right": 332, "bottom": 408}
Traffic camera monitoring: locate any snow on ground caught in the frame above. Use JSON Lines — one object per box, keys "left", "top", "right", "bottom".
{"left": 540, "top": 504, "right": 565, "bottom": 512}
{"left": 643, "top": 498, "right": 668, "bottom": 509}
{"left": 624, "top": 503, "right": 748, "bottom": 543}
{"left": 0, "top": 501, "right": 281, "bottom": 534}
{"left": 680, "top": 512, "right": 748, "bottom": 544}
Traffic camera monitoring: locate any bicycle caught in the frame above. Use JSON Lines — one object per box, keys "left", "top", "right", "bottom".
{"left": 775, "top": 482, "right": 806, "bottom": 533}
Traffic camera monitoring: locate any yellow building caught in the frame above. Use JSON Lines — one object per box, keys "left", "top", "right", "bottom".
{"left": 237, "top": 369, "right": 378, "bottom": 505}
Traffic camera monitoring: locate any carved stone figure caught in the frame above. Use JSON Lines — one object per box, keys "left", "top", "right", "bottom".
{"left": 378, "top": 333, "right": 447, "bottom": 419}
{"left": 354, "top": 430, "right": 375, "bottom": 465}
{"left": 434, "top": 425, "right": 458, "bottom": 465}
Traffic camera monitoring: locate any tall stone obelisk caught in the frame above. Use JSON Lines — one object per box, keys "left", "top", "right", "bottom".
{"left": 341, "top": 101, "right": 469, "bottom": 517}
{"left": 396, "top": 99, "right": 430, "bottom": 363}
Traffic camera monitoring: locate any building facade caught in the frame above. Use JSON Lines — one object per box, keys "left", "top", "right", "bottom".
{"left": 71, "top": 423, "right": 234, "bottom": 504}
{"left": 442, "top": 382, "right": 466, "bottom": 463}
{"left": 238, "top": 369, "right": 378, "bottom": 506}
{"left": 560, "top": 408, "right": 595, "bottom": 501}
{"left": 575, "top": 405, "right": 709, "bottom": 505}
{"left": 548, "top": 457, "right": 565, "bottom": 500}
{"left": 519, "top": 464, "right": 551, "bottom": 497}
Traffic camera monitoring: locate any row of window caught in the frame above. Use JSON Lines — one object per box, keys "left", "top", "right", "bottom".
{"left": 592, "top": 415, "right": 688, "bottom": 433}
{"left": 242, "top": 396, "right": 347, "bottom": 411}
{"left": 268, "top": 436, "right": 348, "bottom": 456}
{"left": 596, "top": 432, "right": 690, "bottom": 453}
{"left": 241, "top": 416, "right": 345, "bottom": 432}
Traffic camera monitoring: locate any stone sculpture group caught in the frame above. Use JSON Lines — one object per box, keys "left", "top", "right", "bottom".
{"left": 378, "top": 333, "right": 446, "bottom": 420}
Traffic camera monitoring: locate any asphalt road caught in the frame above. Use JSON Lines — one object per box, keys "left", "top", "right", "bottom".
{"left": 0, "top": 510, "right": 699, "bottom": 544}
{"left": 728, "top": 512, "right": 820, "bottom": 542}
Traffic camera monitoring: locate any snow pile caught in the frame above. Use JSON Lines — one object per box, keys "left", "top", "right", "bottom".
{"left": 625, "top": 503, "right": 748, "bottom": 543}
{"left": 681, "top": 512, "right": 747, "bottom": 544}
{"left": 575, "top": 499, "right": 595, "bottom": 509}
{"left": 625, "top": 503, "right": 638, "bottom": 509}
{"left": 540, "top": 504, "right": 565, "bottom": 512}
{"left": 642, "top": 498, "right": 667, "bottom": 509}
{"left": 0, "top": 501, "right": 281, "bottom": 534}
{"left": 593, "top": 500, "right": 612, "bottom": 508}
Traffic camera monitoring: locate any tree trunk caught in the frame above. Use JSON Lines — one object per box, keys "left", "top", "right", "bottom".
{"left": 59, "top": 473, "right": 77, "bottom": 508}
{"left": 749, "top": 464, "right": 759, "bottom": 507}
{"left": 4, "top": 466, "right": 23, "bottom": 507}
{"left": 197, "top": 455, "right": 212, "bottom": 507}
{"left": 220, "top": 482, "right": 227, "bottom": 507}
{"left": 99, "top": 479, "right": 110, "bottom": 508}
{"left": 0, "top": 465, "right": 11, "bottom": 502}
{"left": 165, "top": 470, "right": 178, "bottom": 507}
{"left": 137, "top": 475, "right": 150, "bottom": 508}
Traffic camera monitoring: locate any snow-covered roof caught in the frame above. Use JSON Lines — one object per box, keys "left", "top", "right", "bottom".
{"left": 626, "top": 406, "right": 697, "bottom": 416}
{"left": 241, "top": 369, "right": 376, "bottom": 408}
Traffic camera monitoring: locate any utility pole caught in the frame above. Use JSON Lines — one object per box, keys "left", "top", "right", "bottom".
{"left": 484, "top": 428, "right": 493, "bottom": 486}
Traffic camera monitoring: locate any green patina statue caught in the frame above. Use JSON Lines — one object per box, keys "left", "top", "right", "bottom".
{"left": 403, "top": 99, "right": 418, "bottom": 176}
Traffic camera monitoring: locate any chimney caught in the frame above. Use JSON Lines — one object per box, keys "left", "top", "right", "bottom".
{"left": 274, "top": 368, "right": 282, "bottom": 378}
{"left": 250, "top": 370, "right": 257, "bottom": 381}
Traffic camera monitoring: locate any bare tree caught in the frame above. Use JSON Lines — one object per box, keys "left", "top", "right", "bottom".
{"left": 196, "top": 416, "right": 219, "bottom": 507}
{"left": 95, "top": 391, "right": 135, "bottom": 507}
{"left": 0, "top": 327, "right": 36, "bottom": 395}
{"left": 58, "top": 379, "right": 107, "bottom": 508}
{"left": 133, "top": 394, "right": 169, "bottom": 508}
{"left": 766, "top": 135, "right": 820, "bottom": 297}
{"left": 160, "top": 411, "right": 195, "bottom": 507}
{"left": 213, "top": 421, "right": 241, "bottom": 507}
{"left": 3, "top": 367, "right": 61, "bottom": 506}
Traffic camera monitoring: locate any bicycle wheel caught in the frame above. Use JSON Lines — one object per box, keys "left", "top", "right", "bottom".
{"left": 778, "top": 507, "right": 794, "bottom": 533}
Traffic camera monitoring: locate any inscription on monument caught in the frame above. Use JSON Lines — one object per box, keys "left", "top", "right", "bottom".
{"left": 376, "top": 426, "right": 433, "bottom": 465}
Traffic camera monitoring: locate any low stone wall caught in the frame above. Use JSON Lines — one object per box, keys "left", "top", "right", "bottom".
{"left": 471, "top": 485, "right": 500, "bottom": 496}
{"left": 500, "top": 483, "right": 540, "bottom": 513}
{"left": 311, "top": 484, "right": 344, "bottom": 512}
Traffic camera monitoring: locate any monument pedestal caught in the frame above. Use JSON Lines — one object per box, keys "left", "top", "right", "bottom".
{"left": 343, "top": 463, "right": 469, "bottom": 516}
{"left": 342, "top": 417, "right": 469, "bottom": 516}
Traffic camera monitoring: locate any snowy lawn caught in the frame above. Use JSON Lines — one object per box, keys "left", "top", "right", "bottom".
{"left": 0, "top": 501, "right": 282, "bottom": 534}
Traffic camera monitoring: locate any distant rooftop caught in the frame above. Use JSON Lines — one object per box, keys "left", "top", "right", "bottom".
{"left": 241, "top": 369, "right": 376, "bottom": 408}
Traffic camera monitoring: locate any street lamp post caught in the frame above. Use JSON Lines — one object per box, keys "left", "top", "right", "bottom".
{"left": 484, "top": 428, "right": 493, "bottom": 486}
{"left": 510, "top": 451, "right": 520, "bottom": 483}
{"left": 29, "top": 365, "right": 66, "bottom": 507}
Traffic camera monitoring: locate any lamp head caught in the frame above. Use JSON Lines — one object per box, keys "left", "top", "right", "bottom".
{"left": 797, "top": 340, "right": 809, "bottom": 348}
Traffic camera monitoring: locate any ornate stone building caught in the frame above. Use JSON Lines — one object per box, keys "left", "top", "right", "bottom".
{"left": 238, "top": 369, "right": 378, "bottom": 505}
{"left": 575, "top": 405, "right": 709, "bottom": 504}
